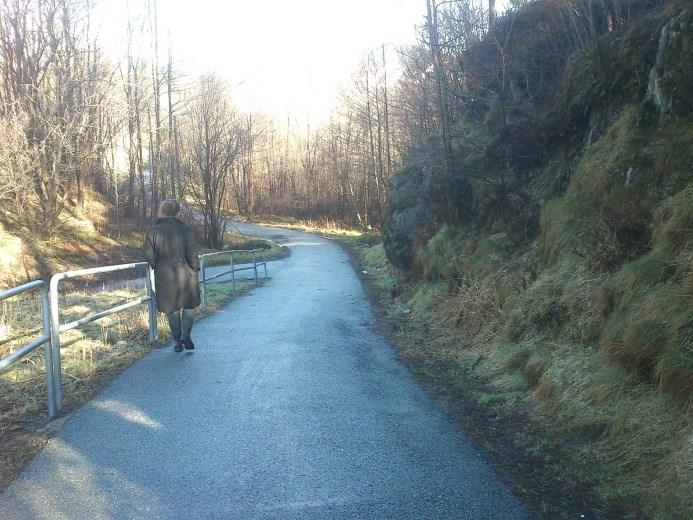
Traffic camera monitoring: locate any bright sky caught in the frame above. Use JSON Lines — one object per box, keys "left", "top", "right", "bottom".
{"left": 95, "top": 0, "right": 427, "bottom": 125}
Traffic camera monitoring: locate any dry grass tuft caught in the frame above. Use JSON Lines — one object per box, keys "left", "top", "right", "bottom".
{"left": 438, "top": 275, "right": 504, "bottom": 336}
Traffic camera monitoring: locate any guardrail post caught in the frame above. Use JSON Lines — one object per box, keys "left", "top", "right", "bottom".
{"left": 146, "top": 265, "right": 158, "bottom": 341}
{"left": 263, "top": 250, "right": 268, "bottom": 280}
{"left": 40, "top": 286, "right": 57, "bottom": 418}
{"left": 200, "top": 255, "right": 207, "bottom": 313}
{"left": 231, "top": 252, "right": 236, "bottom": 295}
{"left": 252, "top": 250, "right": 258, "bottom": 286}
{"left": 49, "top": 276, "right": 64, "bottom": 412}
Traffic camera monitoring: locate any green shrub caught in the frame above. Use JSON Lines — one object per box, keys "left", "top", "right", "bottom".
{"left": 601, "top": 283, "right": 693, "bottom": 403}
{"left": 362, "top": 244, "right": 399, "bottom": 292}
{"left": 560, "top": 271, "right": 605, "bottom": 343}
{"left": 462, "top": 235, "right": 507, "bottom": 277}
{"left": 541, "top": 196, "right": 623, "bottom": 271}
{"left": 501, "top": 266, "right": 571, "bottom": 341}
{"left": 415, "top": 225, "right": 465, "bottom": 281}
{"left": 408, "top": 282, "right": 448, "bottom": 317}
{"left": 620, "top": 247, "right": 675, "bottom": 288}
{"left": 653, "top": 183, "right": 693, "bottom": 252}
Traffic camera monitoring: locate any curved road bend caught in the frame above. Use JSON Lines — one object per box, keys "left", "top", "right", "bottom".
{"left": 0, "top": 222, "right": 534, "bottom": 519}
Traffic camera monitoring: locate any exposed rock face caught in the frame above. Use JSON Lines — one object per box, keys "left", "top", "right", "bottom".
{"left": 645, "top": 9, "right": 693, "bottom": 117}
{"left": 383, "top": 165, "right": 433, "bottom": 270}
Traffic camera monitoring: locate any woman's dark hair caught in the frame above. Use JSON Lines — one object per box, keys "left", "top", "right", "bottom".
{"left": 158, "top": 199, "right": 181, "bottom": 218}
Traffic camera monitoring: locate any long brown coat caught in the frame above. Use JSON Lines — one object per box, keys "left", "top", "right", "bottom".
{"left": 144, "top": 217, "right": 201, "bottom": 314}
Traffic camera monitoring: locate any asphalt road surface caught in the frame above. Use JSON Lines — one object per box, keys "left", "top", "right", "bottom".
{"left": 0, "top": 222, "right": 534, "bottom": 519}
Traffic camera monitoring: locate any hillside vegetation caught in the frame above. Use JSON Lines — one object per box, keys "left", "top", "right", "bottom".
{"left": 0, "top": 192, "right": 144, "bottom": 287}
{"left": 379, "top": 0, "right": 692, "bottom": 517}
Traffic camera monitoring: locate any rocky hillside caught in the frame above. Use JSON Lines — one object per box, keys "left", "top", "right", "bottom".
{"left": 381, "top": 1, "right": 692, "bottom": 517}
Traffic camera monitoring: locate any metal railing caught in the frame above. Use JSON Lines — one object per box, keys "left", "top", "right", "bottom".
{"left": 0, "top": 281, "right": 57, "bottom": 418}
{"left": 49, "top": 262, "right": 158, "bottom": 411}
{"left": 2, "top": 250, "right": 269, "bottom": 418}
{"left": 199, "top": 249, "right": 268, "bottom": 312}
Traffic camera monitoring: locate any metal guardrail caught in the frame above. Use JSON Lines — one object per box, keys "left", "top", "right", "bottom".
{"left": 2, "top": 250, "right": 269, "bottom": 418}
{"left": 199, "top": 249, "right": 268, "bottom": 312}
{"left": 48, "top": 262, "right": 158, "bottom": 412}
{"left": 0, "top": 281, "right": 57, "bottom": 418}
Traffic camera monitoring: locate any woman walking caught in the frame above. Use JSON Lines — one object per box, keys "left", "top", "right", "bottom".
{"left": 144, "top": 199, "right": 201, "bottom": 352}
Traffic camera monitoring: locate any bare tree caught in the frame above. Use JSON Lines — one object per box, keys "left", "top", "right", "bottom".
{"left": 0, "top": 0, "right": 115, "bottom": 234}
{"left": 148, "top": 0, "right": 162, "bottom": 217}
{"left": 185, "top": 74, "right": 240, "bottom": 248}
{"left": 166, "top": 41, "right": 178, "bottom": 198}
{"left": 425, "top": 0, "right": 453, "bottom": 159}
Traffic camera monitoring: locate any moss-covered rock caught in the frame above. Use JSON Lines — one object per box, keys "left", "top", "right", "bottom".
{"left": 645, "top": 8, "right": 693, "bottom": 116}
{"left": 383, "top": 165, "right": 434, "bottom": 270}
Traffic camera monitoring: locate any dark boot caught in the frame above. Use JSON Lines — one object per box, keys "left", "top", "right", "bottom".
{"left": 167, "top": 309, "right": 184, "bottom": 352}
{"left": 180, "top": 309, "right": 195, "bottom": 350}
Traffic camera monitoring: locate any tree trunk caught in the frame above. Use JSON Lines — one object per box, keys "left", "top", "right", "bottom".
{"left": 167, "top": 42, "right": 176, "bottom": 198}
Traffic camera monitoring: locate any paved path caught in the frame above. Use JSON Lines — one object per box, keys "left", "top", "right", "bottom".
{"left": 0, "top": 223, "right": 533, "bottom": 519}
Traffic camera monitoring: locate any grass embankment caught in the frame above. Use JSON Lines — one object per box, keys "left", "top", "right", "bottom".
{"left": 359, "top": 109, "right": 692, "bottom": 520}
{"left": 0, "top": 195, "right": 144, "bottom": 287}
